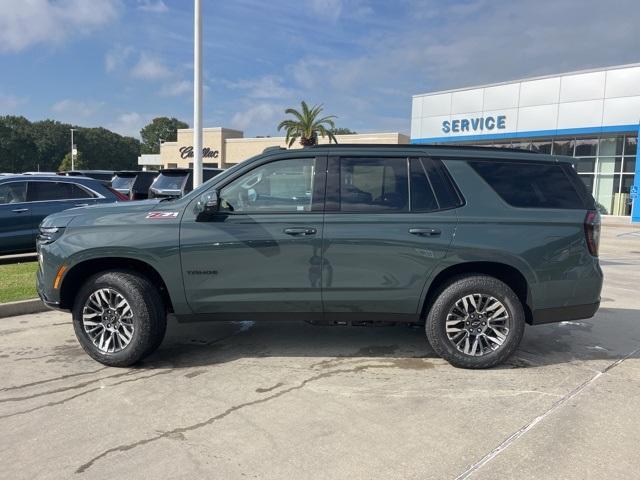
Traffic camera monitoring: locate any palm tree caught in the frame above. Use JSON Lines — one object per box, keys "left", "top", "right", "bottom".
{"left": 277, "top": 101, "right": 337, "bottom": 147}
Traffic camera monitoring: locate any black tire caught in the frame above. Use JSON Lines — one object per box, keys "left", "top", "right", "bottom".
{"left": 72, "top": 270, "right": 167, "bottom": 367}
{"left": 425, "top": 275, "right": 525, "bottom": 369}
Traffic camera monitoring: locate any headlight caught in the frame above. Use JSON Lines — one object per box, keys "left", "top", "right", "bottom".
{"left": 37, "top": 226, "right": 65, "bottom": 245}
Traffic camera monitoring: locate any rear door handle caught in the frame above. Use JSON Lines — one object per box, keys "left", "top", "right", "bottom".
{"left": 284, "top": 227, "right": 317, "bottom": 236}
{"left": 409, "top": 227, "right": 441, "bottom": 237}
{"left": 11, "top": 208, "right": 29, "bottom": 213}
{"left": 74, "top": 203, "right": 89, "bottom": 207}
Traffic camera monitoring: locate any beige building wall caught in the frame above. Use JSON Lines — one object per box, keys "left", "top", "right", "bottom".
{"left": 152, "top": 127, "right": 409, "bottom": 169}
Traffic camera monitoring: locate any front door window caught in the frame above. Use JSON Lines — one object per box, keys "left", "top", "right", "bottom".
{"left": 219, "top": 158, "right": 316, "bottom": 213}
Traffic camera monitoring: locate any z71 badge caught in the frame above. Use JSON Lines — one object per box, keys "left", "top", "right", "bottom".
{"left": 146, "top": 211, "right": 179, "bottom": 219}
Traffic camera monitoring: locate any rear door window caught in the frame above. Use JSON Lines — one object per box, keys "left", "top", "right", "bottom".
{"left": 469, "top": 160, "right": 587, "bottom": 209}
{"left": 27, "top": 182, "right": 74, "bottom": 201}
{"left": 339, "top": 157, "right": 408, "bottom": 212}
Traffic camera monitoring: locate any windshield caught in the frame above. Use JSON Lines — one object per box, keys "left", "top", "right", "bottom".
{"left": 111, "top": 175, "right": 136, "bottom": 190}
{"left": 151, "top": 172, "right": 188, "bottom": 191}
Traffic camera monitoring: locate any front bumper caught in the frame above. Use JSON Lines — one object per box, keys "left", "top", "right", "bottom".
{"left": 531, "top": 301, "right": 600, "bottom": 325}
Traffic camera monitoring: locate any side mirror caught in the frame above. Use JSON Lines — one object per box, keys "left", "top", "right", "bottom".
{"left": 196, "top": 191, "right": 219, "bottom": 221}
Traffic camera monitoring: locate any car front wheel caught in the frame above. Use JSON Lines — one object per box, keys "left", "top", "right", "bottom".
{"left": 72, "top": 270, "right": 167, "bottom": 367}
{"left": 425, "top": 275, "right": 525, "bottom": 369}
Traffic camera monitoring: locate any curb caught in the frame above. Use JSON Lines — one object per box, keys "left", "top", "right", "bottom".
{"left": 0, "top": 253, "right": 38, "bottom": 266}
{"left": 0, "top": 298, "right": 50, "bottom": 319}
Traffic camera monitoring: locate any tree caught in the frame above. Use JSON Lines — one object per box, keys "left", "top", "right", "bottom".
{"left": 58, "top": 151, "right": 87, "bottom": 172}
{"left": 330, "top": 127, "right": 357, "bottom": 135}
{"left": 140, "top": 117, "right": 188, "bottom": 154}
{"left": 277, "top": 101, "right": 337, "bottom": 147}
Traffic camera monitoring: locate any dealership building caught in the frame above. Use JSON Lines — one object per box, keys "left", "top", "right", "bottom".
{"left": 411, "top": 63, "right": 640, "bottom": 218}
{"left": 138, "top": 128, "right": 409, "bottom": 170}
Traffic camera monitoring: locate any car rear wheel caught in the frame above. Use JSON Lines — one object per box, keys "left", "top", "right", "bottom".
{"left": 425, "top": 275, "right": 525, "bottom": 369}
{"left": 72, "top": 270, "right": 167, "bottom": 367}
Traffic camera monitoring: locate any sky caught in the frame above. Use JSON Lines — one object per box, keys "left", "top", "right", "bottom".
{"left": 0, "top": 0, "right": 639, "bottom": 139}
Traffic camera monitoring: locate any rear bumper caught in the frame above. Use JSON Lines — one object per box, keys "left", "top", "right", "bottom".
{"left": 531, "top": 301, "right": 600, "bottom": 325}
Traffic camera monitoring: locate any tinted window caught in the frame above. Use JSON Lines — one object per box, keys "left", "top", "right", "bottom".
{"left": 220, "top": 158, "right": 315, "bottom": 213}
{"left": 152, "top": 173, "right": 188, "bottom": 191}
{"left": 469, "top": 161, "right": 587, "bottom": 209}
{"left": 409, "top": 159, "right": 438, "bottom": 211}
{"left": 0, "top": 182, "right": 27, "bottom": 204}
{"left": 424, "top": 159, "right": 463, "bottom": 209}
{"left": 339, "top": 157, "right": 408, "bottom": 212}
{"left": 68, "top": 183, "right": 95, "bottom": 199}
{"left": 112, "top": 175, "right": 136, "bottom": 190}
{"left": 27, "top": 182, "right": 91, "bottom": 201}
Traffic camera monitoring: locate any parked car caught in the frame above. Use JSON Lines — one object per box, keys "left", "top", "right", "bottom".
{"left": 148, "top": 167, "right": 223, "bottom": 199}
{"left": 63, "top": 170, "right": 115, "bottom": 184}
{"left": 0, "top": 175, "right": 127, "bottom": 254}
{"left": 111, "top": 171, "right": 158, "bottom": 200}
{"left": 37, "top": 145, "right": 602, "bottom": 369}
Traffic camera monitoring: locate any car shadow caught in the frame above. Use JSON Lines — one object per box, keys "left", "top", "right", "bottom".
{"left": 139, "top": 307, "right": 640, "bottom": 370}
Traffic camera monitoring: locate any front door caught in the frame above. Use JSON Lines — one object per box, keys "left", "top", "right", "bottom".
{"left": 180, "top": 156, "right": 326, "bottom": 317}
{"left": 321, "top": 156, "right": 459, "bottom": 321}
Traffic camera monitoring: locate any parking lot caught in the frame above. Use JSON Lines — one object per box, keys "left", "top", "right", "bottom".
{"left": 0, "top": 223, "right": 638, "bottom": 479}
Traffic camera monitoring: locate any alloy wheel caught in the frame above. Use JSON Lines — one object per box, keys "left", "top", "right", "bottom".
{"left": 445, "top": 293, "right": 510, "bottom": 356}
{"left": 81, "top": 288, "right": 135, "bottom": 353}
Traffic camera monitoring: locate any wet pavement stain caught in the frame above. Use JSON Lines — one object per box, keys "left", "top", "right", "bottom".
{"left": 256, "top": 382, "right": 284, "bottom": 393}
{"left": 184, "top": 370, "right": 207, "bottom": 378}
{"left": 355, "top": 345, "right": 399, "bottom": 356}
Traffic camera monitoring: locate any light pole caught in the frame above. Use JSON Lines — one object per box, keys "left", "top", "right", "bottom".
{"left": 193, "top": 0, "right": 203, "bottom": 187}
{"left": 70, "top": 128, "right": 77, "bottom": 171}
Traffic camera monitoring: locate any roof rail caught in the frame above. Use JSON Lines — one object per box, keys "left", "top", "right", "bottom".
{"left": 263, "top": 146, "right": 286, "bottom": 153}
{"left": 310, "top": 143, "right": 541, "bottom": 154}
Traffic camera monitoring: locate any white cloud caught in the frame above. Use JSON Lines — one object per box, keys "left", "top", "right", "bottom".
{"left": 309, "top": 0, "right": 344, "bottom": 23}
{"left": 52, "top": 99, "right": 105, "bottom": 120}
{"left": 131, "top": 53, "right": 171, "bottom": 80}
{"left": 105, "top": 46, "right": 135, "bottom": 73}
{"left": 0, "top": 0, "right": 119, "bottom": 52}
{"left": 159, "top": 80, "right": 191, "bottom": 97}
{"left": 231, "top": 103, "right": 284, "bottom": 133}
{"left": 108, "top": 112, "right": 153, "bottom": 138}
{"left": 226, "top": 75, "right": 294, "bottom": 99}
{"left": 0, "top": 93, "right": 27, "bottom": 113}
{"left": 137, "top": 0, "right": 169, "bottom": 13}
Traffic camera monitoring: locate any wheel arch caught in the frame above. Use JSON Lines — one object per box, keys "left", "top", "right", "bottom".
{"left": 59, "top": 257, "right": 174, "bottom": 313}
{"left": 421, "top": 261, "right": 533, "bottom": 324}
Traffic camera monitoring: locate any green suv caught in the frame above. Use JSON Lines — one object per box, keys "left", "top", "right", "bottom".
{"left": 36, "top": 145, "right": 602, "bottom": 369}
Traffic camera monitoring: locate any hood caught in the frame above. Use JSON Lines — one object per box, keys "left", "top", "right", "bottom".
{"left": 40, "top": 199, "right": 165, "bottom": 229}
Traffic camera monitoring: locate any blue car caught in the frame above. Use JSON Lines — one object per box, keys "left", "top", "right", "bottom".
{"left": 0, "top": 175, "right": 127, "bottom": 254}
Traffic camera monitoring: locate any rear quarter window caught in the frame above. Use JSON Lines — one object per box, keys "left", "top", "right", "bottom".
{"left": 468, "top": 160, "right": 588, "bottom": 209}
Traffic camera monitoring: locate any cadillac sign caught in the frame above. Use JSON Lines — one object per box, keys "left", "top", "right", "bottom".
{"left": 179, "top": 146, "right": 219, "bottom": 159}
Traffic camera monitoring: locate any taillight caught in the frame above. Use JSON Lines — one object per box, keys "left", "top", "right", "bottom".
{"left": 584, "top": 210, "right": 600, "bottom": 257}
{"left": 108, "top": 187, "right": 130, "bottom": 201}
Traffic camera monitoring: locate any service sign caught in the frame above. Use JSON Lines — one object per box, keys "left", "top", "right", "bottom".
{"left": 442, "top": 115, "right": 507, "bottom": 134}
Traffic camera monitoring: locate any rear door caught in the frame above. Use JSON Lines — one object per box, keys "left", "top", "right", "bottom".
{"left": 28, "top": 181, "right": 99, "bottom": 227}
{"left": 321, "top": 156, "right": 460, "bottom": 321}
{"left": 0, "top": 181, "right": 33, "bottom": 253}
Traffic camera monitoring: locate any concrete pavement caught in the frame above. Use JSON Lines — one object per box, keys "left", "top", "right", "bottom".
{"left": 0, "top": 225, "right": 638, "bottom": 479}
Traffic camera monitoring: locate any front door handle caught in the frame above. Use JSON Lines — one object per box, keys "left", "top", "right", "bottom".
{"left": 11, "top": 208, "right": 29, "bottom": 213}
{"left": 284, "top": 227, "right": 317, "bottom": 236}
{"left": 409, "top": 227, "right": 441, "bottom": 237}
{"left": 74, "top": 203, "right": 89, "bottom": 207}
